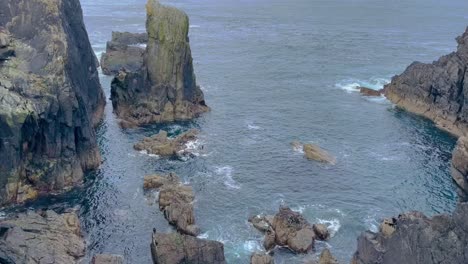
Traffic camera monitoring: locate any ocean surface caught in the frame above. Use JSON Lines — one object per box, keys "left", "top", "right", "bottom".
{"left": 7, "top": 0, "right": 468, "bottom": 263}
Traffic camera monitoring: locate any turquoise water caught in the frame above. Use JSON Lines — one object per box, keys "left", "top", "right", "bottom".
{"left": 7, "top": 0, "right": 468, "bottom": 263}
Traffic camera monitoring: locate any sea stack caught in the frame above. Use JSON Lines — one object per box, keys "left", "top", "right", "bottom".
{"left": 111, "top": 0, "right": 209, "bottom": 127}
{"left": 0, "top": 0, "right": 105, "bottom": 205}
{"left": 384, "top": 27, "right": 468, "bottom": 137}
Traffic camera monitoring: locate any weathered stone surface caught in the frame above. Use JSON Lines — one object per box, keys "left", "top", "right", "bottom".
{"left": 145, "top": 173, "right": 200, "bottom": 236}
{"left": 249, "top": 215, "right": 274, "bottom": 233}
{"left": 318, "top": 249, "right": 338, "bottom": 264}
{"left": 359, "top": 87, "right": 382, "bottom": 96}
{"left": 0, "top": 0, "right": 105, "bottom": 205}
{"left": 134, "top": 129, "right": 198, "bottom": 157}
{"left": 0, "top": 210, "right": 85, "bottom": 263}
{"left": 100, "top": 31, "right": 147, "bottom": 75}
{"left": 110, "top": 0, "right": 209, "bottom": 127}
{"left": 351, "top": 202, "right": 468, "bottom": 264}
{"left": 384, "top": 27, "right": 468, "bottom": 137}
{"left": 151, "top": 232, "right": 226, "bottom": 264}
{"left": 312, "top": 224, "right": 330, "bottom": 241}
{"left": 303, "top": 144, "right": 336, "bottom": 164}
{"left": 92, "top": 254, "right": 124, "bottom": 264}
{"left": 251, "top": 252, "right": 274, "bottom": 264}
{"left": 451, "top": 136, "right": 468, "bottom": 192}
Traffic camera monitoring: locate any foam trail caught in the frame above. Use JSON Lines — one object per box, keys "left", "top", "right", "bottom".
{"left": 215, "top": 166, "right": 241, "bottom": 189}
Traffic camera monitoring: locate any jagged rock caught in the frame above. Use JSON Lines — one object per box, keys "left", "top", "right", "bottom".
{"left": 150, "top": 232, "right": 226, "bottom": 264}
{"left": 359, "top": 87, "right": 382, "bottom": 96}
{"left": 263, "top": 229, "right": 276, "bottom": 251}
{"left": 0, "top": 210, "right": 85, "bottom": 263}
{"left": 100, "top": 31, "right": 148, "bottom": 75}
{"left": 144, "top": 173, "right": 200, "bottom": 236}
{"left": 92, "top": 254, "right": 124, "bottom": 264}
{"left": 303, "top": 144, "right": 336, "bottom": 164}
{"left": 384, "top": 27, "right": 468, "bottom": 137}
{"left": 379, "top": 218, "right": 396, "bottom": 237}
{"left": 318, "top": 249, "right": 338, "bottom": 264}
{"left": 451, "top": 136, "right": 468, "bottom": 192}
{"left": 249, "top": 215, "right": 274, "bottom": 232}
{"left": 134, "top": 129, "right": 198, "bottom": 157}
{"left": 312, "top": 224, "right": 330, "bottom": 241}
{"left": 110, "top": 0, "right": 209, "bottom": 127}
{"left": 351, "top": 202, "right": 468, "bottom": 264}
{"left": 0, "top": 0, "right": 105, "bottom": 205}
{"left": 251, "top": 252, "right": 274, "bottom": 264}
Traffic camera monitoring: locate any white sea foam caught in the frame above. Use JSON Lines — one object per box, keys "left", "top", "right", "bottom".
{"left": 190, "top": 25, "right": 201, "bottom": 28}
{"left": 336, "top": 77, "right": 390, "bottom": 93}
{"left": 215, "top": 166, "right": 241, "bottom": 189}
{"left": 292, "top": 143, "right": 304, "bottom": 154}
{"left": 197, "top": 232, "right": 209, "bottom": 239}
{"left": 317, "top": 218, "right": 341, "bottom": 237}
{"left": 364, "top": 215, "right": 379, "bottom": 232}
{"left": 291, "top": 205, "right": 306, "bottom": 214}
{"left": 243, "top": 240, "right": 262, "bottom": 252}
{"left": 247, "top": 123, "right": 261, "bottom": 130}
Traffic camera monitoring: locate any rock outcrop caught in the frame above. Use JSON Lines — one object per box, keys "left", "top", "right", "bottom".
{"left": 0, "top": 0, "right": 105, "bottom": 205}
{"left": 384, "top": 27, "right": 468, "bottom": 137}
{"left": 318, "top": 249, "right": 338, "bottom": 264}
{"left": 250, "top": 206, "right": 330, "bottom": 254}
{"left": 150, "top": 231, "right": 226, "bottom": 264}
{"left": 92, "top": 254, "right": 125, "bottom": 264}
{"left": 351, "top": 202, "right": 468, "bottom": 264}
{"left": 144, "top": 173, "right": 200, "bottom": 236}
{"left": 134, "top": 129, "right": 198, "bottom": 157}
{"left": 251, "top": 252, "right": 274, "bottom": 264}
{"left": 110, "top": 0, "right": 209, "bottom": 127}
{"left": 292, "top": 141, "right": 336, "bottom": 164}
{"left": 100, "top": 32, "right": 147, "bottom": 75}
{"left": 359, "top": 87, "right": 382, "bottom": 97}
{"left": 451, "top": 136, "right": 468, "bottom": 192}
{"left": 0, "top": 210, "right": 85, "bottom": 263}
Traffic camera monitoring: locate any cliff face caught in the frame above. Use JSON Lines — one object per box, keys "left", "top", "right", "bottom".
{"left": 351, "top": 202, "right": 468, "bottom": 264}
{"left": 110, "top": 0, "right": 209, "bottom": 127}
{"left": 384, "top": 27, "right": 468, "bottom": 137}
{"left": 452, "top": 137, "right": 468, "bottom": 192}
{"left": 0, "top": 0, "right": 105, "bottom": 205}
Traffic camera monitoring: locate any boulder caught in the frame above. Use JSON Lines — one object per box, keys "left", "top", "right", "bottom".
{"left": 303, "top": 144, "right": 336, "bottom": 164}
{"left": 359, "top": 87, "right": 382, "bottom": 96}
{"left": 312, "top": 224, "right": 330, "bottom": 241}
{"left": 263, "top": 229, "right": 276, "bottom": 251}
{"left": 0, "top": 0, "right": 105, "bottom": 206}
{"left": 351, "top": 202, "right": 468, "bottom": 264}
{"left": 92, "top": 254, "right": 124, "bottom": 264}
{"left": 249, "top": 215, "right": 274, "bottom": 233}
{"left": 384, "top": 27, "right": 468, "bottom": 137}
{"left": 134, "top": 129, "right": 198, "bottom": 157}
{"left": 0, "top": 210, "right": 85, "bottom": 263}
{"left": 318, "top": 249, "right": 338, "bottom": 264}
{"left": 110, "top": 0, "right": 209, "bottom": 127}
{"left": 451, "top": 136, "right": 468, "bottom": 192}
{"left": 251, "top": 252, "right": 274, "bottom": 264}
{"left": 100, "top": 31, "right": 148, "bottom": 75}
{"left": 151, "top": 232, "right": 226, "bottom": 264}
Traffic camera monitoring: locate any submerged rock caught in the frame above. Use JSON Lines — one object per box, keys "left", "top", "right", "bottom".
{"left": 384, "top": 27, "right": 468, "bottom": 137}
{"left": 318, "top": 249, "right": 338, "bottom": 264}
{"left": 100, "top": 31, "right": 147, "bottom": 75}
{"left": 134, "top": 129, "right": 198, "bottom": 157}
{"left": 144, "top": 173, "right": 200, "bottom": 236}
{"left": 0, "top": 210, "right": 85, "bottom": 263}
{"left": 359, "top": 87, "right": 382, "bottom": 96}
{"left": 303, "top": 144, "right": 336, "bottom": 164}
{"left": 151, "top": 232, "right": 226, "bottom": 264}
{"left": 251, "top": 252, "right": 274, "bottom": 264}
{"left": 451, "top": 136, "right": 468, "bottom": 192}
{"left": 351, "top": 202, "right": 468, "bottom": 264}
{"left": 0, "top": 0, "right": 105, "bottom": 205}
{"left": 111, "top": 0, "right": 209, "bottom": 127}
{"left": 92, "top": 254, "right": 124, "bottom": 264}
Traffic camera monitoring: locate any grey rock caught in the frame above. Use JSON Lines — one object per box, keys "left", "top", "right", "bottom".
{"left": 384, "top": 27, "right": 468, "bottom": 137}
{"left": 0, "top": 210, "right": 85, "bottom": 264}
{"left": 451, "top": 136, "right": 468, "bottom": 192}
{"left": 92, "top": 254, "right": 124, "bottom": 264}
{"left": 0, "top": 0, "right": 105, "bottom": 205}
{"left": 251, "top": 252, "right": 274, "bottom": 264}
{"left": 351, "top": 202, "right": 468, "bottom": 264}
{"left": 303, "top": 143, "right": 336, "bottom": 164}
{"left": 359, "top": 87, "right": 382, "bottom": 96}
{"left": 134, "top": 129, "right": 198, "bottom": 158}
{"left": 312, "top": 224, "right": 330, "bottom": 241}
{"left": 151, "top": 232, "right": 226, "bottom": 264}
{"left": 318, "top": 249, "right": 338, "bottom": 264}
{"left": 110, "top": 0, "right": 209, "bottom": 127}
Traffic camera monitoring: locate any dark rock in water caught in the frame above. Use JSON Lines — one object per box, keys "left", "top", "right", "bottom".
{"left": 0, "top": 210, "right": 85, "bottom": 263}
{"left": 451, "top": 136, "right": 468, "bottom": 192}
{"left": 351, "top": 202, "right": 468, "bottom": 264}
{"left": 312, "top": 224, "right": 330, "bottom": 241}
{"left": 100, "top": 31, "right": 147, "bottom": 75}
{"left": 0, "top": 0, "right": 105, "bottom": 205}
{"left": 359, "top": 87, "right": 382, "bottom": 96}
{"left": 134, "top": 129, "right": 198, "bottom": 157}
{"left": 251, "top": 252, "right": 274, "bottom": 264}
{"left": 92, "top": 254, "right": 125, "bottom": 264}
{"left": 384, "top": 27, "right": 468, "bottom": 137}
{"left": 249, "top": 214, "right": 275, "bottom": 233}
{"left": 318, "top": 249, "right": 338, "bottom": 264}
{"left": 151, "top": 232, "right": 226, "bottom": 264}
{"left": 144, "top": 173, "right": 200, "bottom": 236}
{"left": 111, "top": 0, "right": 209, "bottom": 127}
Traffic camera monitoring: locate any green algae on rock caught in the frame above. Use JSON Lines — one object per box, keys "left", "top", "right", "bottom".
{"left": 110, "top": 0, "right": 209, "bottom": 127}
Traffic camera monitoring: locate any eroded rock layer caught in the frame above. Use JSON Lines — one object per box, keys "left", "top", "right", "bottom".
{"left": 0, "top": 0, "right": 105, "bottom": 205}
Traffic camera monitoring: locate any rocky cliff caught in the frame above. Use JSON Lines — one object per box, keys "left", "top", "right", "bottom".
{"left": 110, "top": 0, "right": 209, "bottom": 127}
{"left": 384, "top": 27, "right": 468, "bottom": 137}
{"left": 0, "top": 0, "right": 105, "bottom": 205}
{"left": 351, "top": 202, "right": 468, "bottom": 264}
{"left": 452, "top": 136, "right": 468, "bottom": 192}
